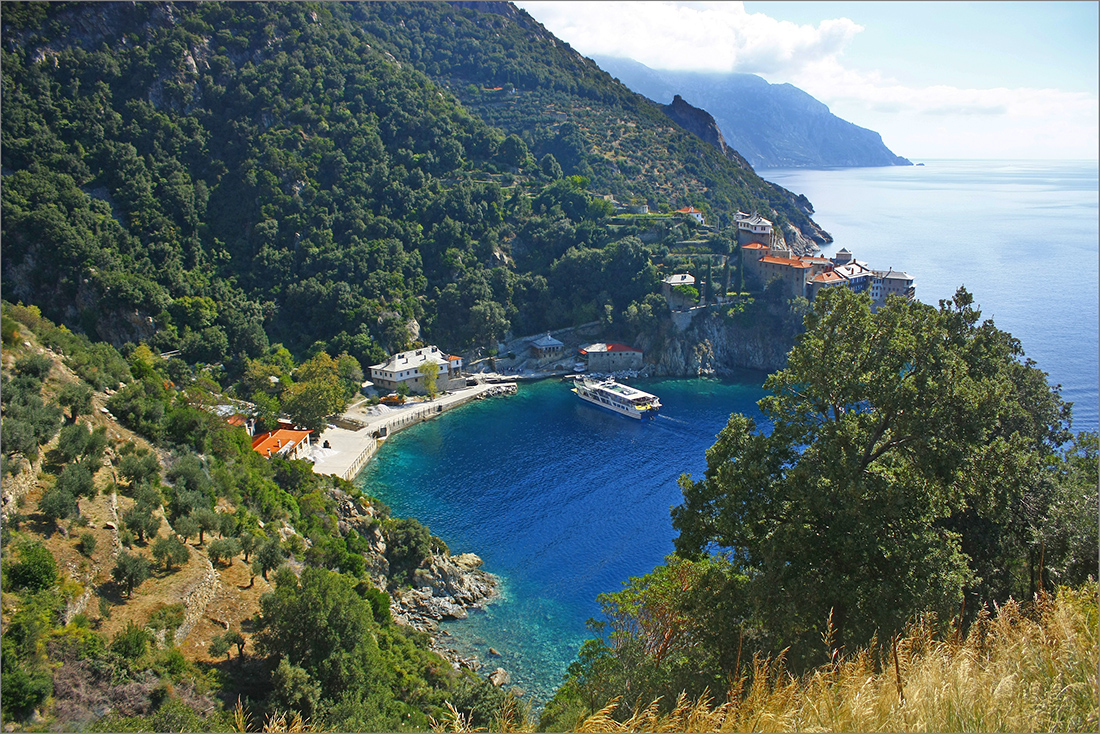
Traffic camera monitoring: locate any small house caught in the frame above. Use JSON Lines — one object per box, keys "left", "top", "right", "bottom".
{"left": 531, "top": 333, "right": 564, "bottom": 359}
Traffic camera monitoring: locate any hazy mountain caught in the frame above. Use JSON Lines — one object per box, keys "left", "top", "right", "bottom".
{"left": 592, "top": 55, "right": 912, "bottom": 169}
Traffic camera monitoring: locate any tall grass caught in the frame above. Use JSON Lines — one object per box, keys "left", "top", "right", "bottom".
{"left": 438, "top": 583, "right": 1098, "bottom": 733}
{"left": 577, "top": 584, "right": 1098, "bottom": 733}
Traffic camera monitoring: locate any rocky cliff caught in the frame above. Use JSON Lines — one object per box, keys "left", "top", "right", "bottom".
{"left": 639, "top": 305, "right": 801, "bottom": 377}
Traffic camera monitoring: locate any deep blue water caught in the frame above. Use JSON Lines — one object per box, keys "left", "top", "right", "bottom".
{"left": 358, "top": 376, "right": 769, "bottom": 704}
{"left": 358, "top": 160, "right": 1099, "bottom": 708}
{"left": 761, "top": 159, "right": 1099, "bottom": 432}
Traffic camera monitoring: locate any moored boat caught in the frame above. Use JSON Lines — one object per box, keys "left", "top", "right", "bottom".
{"left": 572, "top": 377, "right": 661, "bottom": 419}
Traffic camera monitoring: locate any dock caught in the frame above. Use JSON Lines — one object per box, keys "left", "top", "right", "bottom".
{"left": 310, "top": 381, "right": 517, "bottom": 481}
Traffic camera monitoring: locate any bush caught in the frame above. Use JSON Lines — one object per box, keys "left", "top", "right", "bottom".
{"left": 13, "top": 353, "right": 53, "bottom": 381}
{"left": 77, "top": 531, "right": 97, "bottom": 557}
{"left": 111, "top": 620, "right": 152, "bottom": 660}
{"left": 7, "top": 541, "right": 57, "bottom": 591}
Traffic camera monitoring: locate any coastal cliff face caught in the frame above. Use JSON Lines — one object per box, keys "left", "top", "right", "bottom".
{"left": 640, "top": 307, "right": 799, "bottom": 377}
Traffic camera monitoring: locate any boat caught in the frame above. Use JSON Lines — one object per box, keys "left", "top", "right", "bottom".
{"left": 572, "top": 377, "right": 661, "bottom": 419}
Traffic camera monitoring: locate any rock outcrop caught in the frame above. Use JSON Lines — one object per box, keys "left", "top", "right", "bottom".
{"left": 327, "top": 488, "right": 499, "bottom": 670}
{"left": 642, "top": 306, "right": 799, "bottom": 377}
{"left": 390, "top": 552, "right": 497, "bottom": 631}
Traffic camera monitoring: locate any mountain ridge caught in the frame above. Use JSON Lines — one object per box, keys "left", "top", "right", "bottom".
{"left": 592, "top": 54, "right": 912, "bottom": 169}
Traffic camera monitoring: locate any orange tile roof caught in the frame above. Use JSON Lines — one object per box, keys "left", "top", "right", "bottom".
{"left": 811, "top": 271, "right": 846, "bottom": 283}
{"left": 251, "top": 429, "right": 312, "bottom": 458}
{"left": 742, "top": 242, "right": 769, "bottom": 250}
{"left": 760, "top": 256, "right": 812, "bottom": 268}
{"left": 675, "top": 206, "right": 703, "bottom": 214}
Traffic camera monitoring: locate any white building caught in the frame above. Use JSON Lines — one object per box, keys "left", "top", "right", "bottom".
{"left": 370, "top": 346, "right": 462, "bottom": 394}
{"left": 736, "top": 212, "right": 775, "bottom": 247}
{"left": 675, "top": 206, "right": 705, "bottom": 225}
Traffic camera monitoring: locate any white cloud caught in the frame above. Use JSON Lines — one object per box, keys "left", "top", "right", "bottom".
{"left": 515, "top": 1, "right": 1099, "bottom": 159}
{"left": 786, "top": 59, "right": 1099, "bottom": 158}
{"left": 515, "top": 1, "right": 862, "bottom": 75}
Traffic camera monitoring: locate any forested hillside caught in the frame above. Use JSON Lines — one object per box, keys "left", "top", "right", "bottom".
{"left": 1, "top": 304, "right": 517, "bottom": 732}
{"left": 1, "top": 1, "right": 824, "bottom": 378}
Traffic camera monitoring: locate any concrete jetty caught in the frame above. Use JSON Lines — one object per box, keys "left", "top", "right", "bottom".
{"left": 311, "top": 381, "right": 517, "bottom": 481}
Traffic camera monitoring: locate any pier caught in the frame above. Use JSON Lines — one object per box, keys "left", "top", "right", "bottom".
{"left": 311, "top": 381, "right": 517, "bottom": 481}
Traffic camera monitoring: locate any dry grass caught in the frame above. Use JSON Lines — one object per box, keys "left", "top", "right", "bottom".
{"left": 440, "top": 584, "right": 1097, "bottom": 733}
{"left": 581, "top": 584, "right": 1098, "bottom": 733}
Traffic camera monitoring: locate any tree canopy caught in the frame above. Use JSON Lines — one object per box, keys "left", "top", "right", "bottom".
{"left": 672, "top": 287, "right": 1073, "bottom": 664}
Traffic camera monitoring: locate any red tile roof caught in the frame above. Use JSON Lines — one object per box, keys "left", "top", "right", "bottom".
{"left": 251, "top": 429, "right": 312, "bottom": 458}
{"left": 742, "top": 242, "right": 769, "bottom": 250}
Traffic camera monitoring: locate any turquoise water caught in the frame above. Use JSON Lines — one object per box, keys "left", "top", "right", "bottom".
{"left": 357, "top": 376, "right": 769, "bottom": 705}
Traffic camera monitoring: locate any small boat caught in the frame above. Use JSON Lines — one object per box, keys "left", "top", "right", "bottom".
{"left": 572, "top": 377, "right": 661, "bottom": 419}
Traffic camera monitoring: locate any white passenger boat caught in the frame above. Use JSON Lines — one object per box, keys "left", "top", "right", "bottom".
{"left": 572, "top": 377, "right": 661, "bottom": 419}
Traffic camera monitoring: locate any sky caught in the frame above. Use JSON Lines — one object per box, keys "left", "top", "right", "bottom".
{"left": 513, "top": 1, "right": 1099, "bottom": 160}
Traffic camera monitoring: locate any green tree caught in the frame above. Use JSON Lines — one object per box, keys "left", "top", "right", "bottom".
{"left": 173, "top": 514, "right": 199, "bottom": 544}
{"left": 121, "top": 504, "right": 161, "bottom": 544}
{"left": 255, "top": 566, "right": 386, "bottom": 700}
{"left": 54, "top": 461, "right": 97, "bottom": 499}
{"left": 151, "top": 535, "right": 190, "bottom": 571}
{"left": 270, "top": 657, "right": 322, "bottom": 719}
{"left": 38, "top": 486, "right": 78, "bottom": 524}
{"left": 207, "top": 537, "right": 241, "bottom": 567}
{"left": 252, "top": 540, "right": 285, "bottom": 581}
{"left": 497, "top": 133, "right": 529, "bottom": 168}
{"left": 225, "top": 629, "right": 246, "bottom": 657}
{"left": 418, "top": 360, "right": 440, "bottom": 398}
{"left": 282, "top": 353, "right": 347, "bottom": 432}
{"left": 112, "top": 551, "right": 151, "bottom": 597}
{"left": 673, "top": 287, "right": 1070, "bottom": 666}
{"left": 192, "top": 508, "right": 220, "bottom": 545}
{"left": 58, "top": 382, "right": 93, "bottom": 424}
{"left": 120, "top": 450, "right": 161, "bottom": 488}
{"left": 385, "top": 518, "right": 432, "bottom": 587}
{"left": 209, "top": 634, "right": 231, "bottom": 660}
{"left": 540, "top": 153, "right": 563, "bottom": 180}
{"left": 238, "top": 531, "right": 258, "bottom": 562}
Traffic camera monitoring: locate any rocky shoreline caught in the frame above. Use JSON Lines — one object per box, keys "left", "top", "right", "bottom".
{"left": 390, "top": 552, "right": 499, "bottom": 673}
{"left": 328, "top": 489, "right": 504, "bottom": 679}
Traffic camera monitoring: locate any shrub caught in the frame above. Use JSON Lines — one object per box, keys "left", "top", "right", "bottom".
{"left": 111, "top": 620, "right": 152, "bottom": 660}
{"left": 7, "top": 541, "right": 57, "bottom": 591}
{"left": 13, "top": 353, "right": 53, "bottom": 381}
{"left": 76, "top": 532, "right": 97, "bottom": 557}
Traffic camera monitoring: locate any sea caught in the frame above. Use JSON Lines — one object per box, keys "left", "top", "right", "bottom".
{"left": 358, "top": 159, "right": 1099, "bottom": 709}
